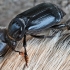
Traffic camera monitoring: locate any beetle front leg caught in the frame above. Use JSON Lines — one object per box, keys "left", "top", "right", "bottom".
{"left": 10, "top": 45, "right": 24, "bottom": 56}
{"left": 23, "top": 35, "right": 28, "bottom": 66}
{"left": 8, "top": 41, "right": 24, "bottom": 56}
{"left": 11, "top": 47, "right": 24, "bottom": 55}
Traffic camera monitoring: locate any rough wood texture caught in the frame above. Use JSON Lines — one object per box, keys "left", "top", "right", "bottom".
{"left": 0, "top": 28, "right": 70, "bottom": 70}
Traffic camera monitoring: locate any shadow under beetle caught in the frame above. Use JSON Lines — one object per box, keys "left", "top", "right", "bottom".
{"left": 0, "top": 3, "right": 69, "bottom": 66}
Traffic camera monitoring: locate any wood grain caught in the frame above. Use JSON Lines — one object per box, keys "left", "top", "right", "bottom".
{"left": 0, "top": 29, "right": 70, "bottom": 70}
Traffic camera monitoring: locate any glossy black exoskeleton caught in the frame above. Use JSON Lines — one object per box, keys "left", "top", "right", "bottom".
{"left": 0, "top": 29, "right": 9, "bottom": 56}
{"left": 0, "top": 3, "right": 68, "bottom": 66}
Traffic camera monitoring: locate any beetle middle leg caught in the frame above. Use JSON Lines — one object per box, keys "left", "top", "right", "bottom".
{"left": 51, "top": 24, "right": 66, "bottom": 29}
{"left": 51, "top": 19, "right": 70, "bottom": 30}
{"left": 31, "top": 35, "right": 54, "bottom": 39}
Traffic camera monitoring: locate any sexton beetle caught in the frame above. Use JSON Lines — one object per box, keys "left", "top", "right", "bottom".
{"left": 0, "top": 3, "right": 69, "bottom": 66}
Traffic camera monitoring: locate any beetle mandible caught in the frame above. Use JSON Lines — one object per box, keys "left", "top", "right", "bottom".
{"left": 0, "top": 3, "right": 68, "bottom": 66}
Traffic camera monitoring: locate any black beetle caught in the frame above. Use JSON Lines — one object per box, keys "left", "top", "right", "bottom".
{"left": 0, "top": 3, "right": 67, "bottom": 66}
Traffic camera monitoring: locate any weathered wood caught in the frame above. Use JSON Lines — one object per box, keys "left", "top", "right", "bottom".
{"left": 0, "top": 28, "right": 70, "bottom": 70}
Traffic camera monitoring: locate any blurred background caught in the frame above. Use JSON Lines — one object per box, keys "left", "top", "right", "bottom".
{"left": 0, "top": 0, "right": 70, "bottom": 27}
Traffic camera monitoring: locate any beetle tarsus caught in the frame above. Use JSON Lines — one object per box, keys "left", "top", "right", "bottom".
{"left": 24, "top": 53, "right": 29, "bottom": 67}
{"left": 19, "top": 52, "right": 24, "bottom": 56}
{"left": 14, "top": 49, "right": 24, "bottom": 56}
{"left": 23, "top": 35, "right": 28, "bottom": 66}
{"left": 23, "top": 47, "right": 28, "bottom": 67}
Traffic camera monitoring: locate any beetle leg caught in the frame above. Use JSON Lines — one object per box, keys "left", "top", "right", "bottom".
{"left": 11, "top": 47, "right": 24, "bottom": 56}
{"left": 65, "top": 19, "right": 70, "bottom": 30}
{"left": 51, "top": 24, "right": 66, "bottom": 29}
{"left": 23, "top": 35, "right": 28, "bottom": 67}
{"left": 31, "top": 35, "right": 54, "bottom": 39}
{"left": 52, "top": 24, "right": 70, "bottom": 30}
{"left": 51, "top": 19, "right": 70, "bottom": 30}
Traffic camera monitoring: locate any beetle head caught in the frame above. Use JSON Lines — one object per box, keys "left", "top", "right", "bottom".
{"left": 8, "top": 18, "right": 25, "bottom": 41}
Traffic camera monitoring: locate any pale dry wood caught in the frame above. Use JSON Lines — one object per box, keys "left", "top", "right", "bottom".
{"left": 0, "top": 27, "right": 70, "bottom": 70}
